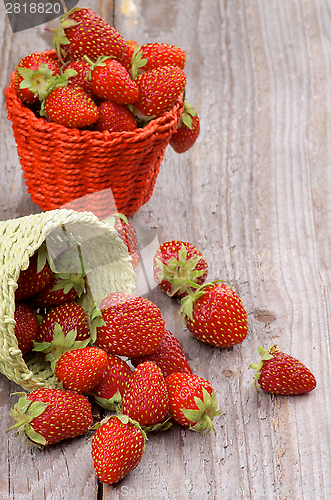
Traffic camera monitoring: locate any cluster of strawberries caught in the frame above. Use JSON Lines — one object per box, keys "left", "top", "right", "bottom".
{"left": 14, "top": 7, "right": 200, "bottom": 154}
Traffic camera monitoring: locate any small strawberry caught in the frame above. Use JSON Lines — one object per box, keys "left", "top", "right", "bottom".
{"left": 15, "top": 52, "right": 60, "bottom": 103}
{"left": 91, "top": 414, "right": 146, "bottom": 484}
{"left": 30, "top": 272, "right": 85, "bottom": 309}
{"left": 131, "top": 329, "right": 192, "bottom": 378}
{"left": 121, "top": 361, "right": 170, "bottom": 428}
{"left": 170, "top": 101, "right": 200, "bottom": 153}
{"left": 102, "top": 213, "right": 140, "bottom": 269}
{"left": 181, "top": 281, "right": 248, "bottom": 348}
{"left": 15, "top": 251, "right": 53, "bottom": 300}
{"left": 55, "top": 346, "right": 108, "bottom": 393}
{"left": 94, "top": 100, "right": 137, "bottom": 133}
{"left": 90, "top": 353, "right": 133, "bottom": 410}
{"left": 14, "top": 301, "right": 39, "bottom": 355}
{"left": 249, "top": 345, "right": 317, "bottom": 395}
{"left": 153, "top": 240, "right": 208, "bottom": 297}
{"left": 165, "top": 372, "right": 221, "bottom": 434}
{"left": 121, "top": 39, "right": 141, "bottom": 75}
{"left": 132, "top": 65, "right": 186, "bottom": 120}
{"left": 95, "top": 293, "right": 165, "bottom": 357}
{"left": 7, "top": 388, "right": 93, "bottom": 447}
{"left": 62, "top": 59, "right": 96, "bottom": 98}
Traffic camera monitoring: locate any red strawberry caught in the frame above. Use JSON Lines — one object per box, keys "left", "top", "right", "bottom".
{"left": 95, "top": 293, "right": 165, "bottom": 357}
{"left": 181, "top": 282, "right": 248, "bottom": 348}
{"left": 86, "top": 56, "right": 139, "bottom": 105}
{"left": 170, "top": 102, "right": 200, "bottom": 153}
{"left": 43, "top": 85, "right": 99, "bottom": 128}
{"left": 55, "top": 346, "right": 108, "bottom": 393}
{"left": 7, "top": 388, "right": 93, "bottom": 447}
{"left": 153, "top": 240, "right": 208, "bottom": 298}
{"left": 52, "top": 7, "right": 129, "bottom": 64}
{"left": 121, "top": 39, "right": 140, "bottom": 74}
{"left": 138, "top": 43, "right": 186, "bottom": 72}
{"left": 62, "top": 59, "right": 96, "bottom": 98}
{"left": 249, "top": 345, "right": 317, "bottom": 395}
{"left": 132, "top": 66, "right": 186, "bottom": 120}
{"left": 131, "top": 329, "right": 192, "bottom": 378}
{"left": 121, "top": 361, "right": 170, "bottom": 428}
{"left": 16, "top": 252, "right": 53, "bottom": 300}
{"left": 165, "top": 372, "right": 221, "bottom": 434}
{"left": 14, "top": 301, "right": 39, "bottom": 355}
{"left": 94, "top": 100, "right": 137, "bottom": 133}
{"left": 91, "top": 414, "right": 146, "bottom": 484}
{"left": 15, "top": 52, "right": 60, "bottom": 103}
{"left": 111, "top": 214, "right": 140, "bottom": 268}
{"left": 30, "top": 272, "right": 85, "bottom": 309}
{"left": 90, "top": 353, "right": 133, "bottom": 410}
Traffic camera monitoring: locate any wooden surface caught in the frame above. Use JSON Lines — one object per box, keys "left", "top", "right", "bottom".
{"left": 1, "top": 0, "right": 331, "bottom": 498}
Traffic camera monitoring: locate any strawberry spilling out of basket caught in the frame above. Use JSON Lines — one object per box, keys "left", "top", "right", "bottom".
{"left": 13, "top": 6, "right": 199, "bottom": 153}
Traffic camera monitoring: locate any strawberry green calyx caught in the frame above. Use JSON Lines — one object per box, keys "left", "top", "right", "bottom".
{"left": 179, "top": 100, "right": 197, "bottom": 130}
{"left": 83, "top": 54, "right": 113, "bottom": 78}
{"left": 180, "top": 279, "right": 223, "bottom": 321}
{"left": 94, "top": 390, "right": 122, "bottom": 412}
{"left": 89, "top": 304, "right": 106, "bottom": 343}
{"left": 249, "top": 345, "right": 277, "bottom": 389}
{"left": 96, "top": 414, "right": 148, "bottom": 444}
{"left": 130, "top": 46, "right": 147, "bottom": 80}
{"left": 49, "top": 9, "right": 81, "bottom": 59}
{"left": 17, "top": 63, "right": 58, "bottom": 101}
{"left": 143, "top": 417, "right": 173, "bottom": 433}
{"left": 7, "top": 393, "right": 48, "bottom": 448}
{"left": 51, "top": 271, "right": 85, "bottom": 297}
{"left": 181, "top": 388, "right": 221, "bottom": 435}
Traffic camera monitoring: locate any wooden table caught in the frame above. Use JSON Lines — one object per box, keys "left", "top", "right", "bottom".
{"left": 1, "top": 0, "right": 331, "bottom": 498}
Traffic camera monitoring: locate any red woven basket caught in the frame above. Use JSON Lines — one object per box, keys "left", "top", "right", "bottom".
{"left": 4, "top": 50, "right": 184, "bottom": 218}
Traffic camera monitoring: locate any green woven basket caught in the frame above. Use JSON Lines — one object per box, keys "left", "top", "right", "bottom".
{"left": 0, "top": 209, "right": 135, "bottom": 392}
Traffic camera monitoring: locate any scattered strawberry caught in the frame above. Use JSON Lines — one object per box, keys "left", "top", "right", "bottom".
{"left": 165, "top": 372, "right": 221, "bottom": 434}
{"left": 14, "top": 301, "right": 39, "bottom": 355}
{"left": 30, "top": 272, "right": 85, "bottom": 309}
{"left": 249, "top": 345, "right": 317, "bottom": 395}
{"left": 131, "top": 329, "right": 192, "bottom": 378}
{"left": 170, "top": 101, "right": 200, "bottom": 153}
{"left": 181, "top": 281, "right": 248, "bottom": 348}
{"left": 94, "top": 100, "right": 137, "bottom": 133}
{"left": 15, "top": 251, "right": 53, "bottom": 300}
{"left": 7, "top": 388, "right": 93, "bottom": 447}
{"left": 122, "top": 361, "right": 170, "bottom": 428}
{"left": 91, "top": 414, "right": 146, "bottom": 484}
{"left": 95, "top": 293, "right": 165, "bottom": 357}
{"left": 153, "top": 240, "right": 208, "bottom": 298}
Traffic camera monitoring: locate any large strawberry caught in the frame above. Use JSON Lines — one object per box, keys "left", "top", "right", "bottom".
{"left": 91, "top": 414, "right": 146, "bottom": 484}
{"left": 95, "top": 293, "right": 165, "bottom": 357}
{"left": 181, "top": 281, "right": 248, "bottom": 348}
{"left": 131, "top": 329, "right": 192, "bottom": 378}
{"left": 94, "top": 100, "right": 137, "bottom": 133}
{"left": 153, "top": 240, "right": 208, "bottom": 298}
{"left": 121, "top": 361, "right": 170, "bottom": 428}
{"left": 7, "top": 388, "right": 93, "bottom": 447}
{"left": 14, "top": 301, "right": 39, "bottom": 355}
{"left": 15, "top": 251, "right": 53, "bottom": 300}
{"left": 170, "top": 101, "right": 200, "bottom": 154}
{"left": 249, "top": 345, "right": 317, "bottom": 395}
{"left": 15, "top": 52, "right": 60, "bottom": 103}
{"left": 165, "top": 372, "right": 221, "bottom": 434}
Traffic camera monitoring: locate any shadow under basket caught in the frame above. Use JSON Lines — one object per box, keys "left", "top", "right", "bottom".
{"left": 4, "top": 53, "right": 184, "bottom": 218}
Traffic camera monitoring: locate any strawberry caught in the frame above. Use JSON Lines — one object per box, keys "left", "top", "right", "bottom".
{"left": 153, "top": 240, "right": 208, "bottom": 298}
{"left": 170, "top": 101, "right": 200, "bottom": 153}
{"left": 52, "top": 7, "right": 129, "bottom": 64}
{"left": 7, "top": 388, "right": 93, "bottom": 447}
{"left": 121, "top": 361, "right": 170, "bottom": 428}
{"left": 30, "top": 272, "right": 85, "bottom": 309}
{"left": 102, "top": 213, "right": 140, "bottom": 268}
{"left": 132, "top": 65, "right": 186, "bottom": 120}
{"left": 180, "top": 281, "right": 248, "bottom": 348}
{"left": 138, "top": 43, "right": 186, "bottom": 72}
{"left": 62, "top": 59, "right": 96, "bottom": 98}
{"left": 42, "top": 85, "right": 99, "bottom": 128}
{"left": 165, "top": 372, "right": 221, "bottom": 434}
{"left": 85, "top": 56, "right": 139, "bottom": 105}
{"left": 95, "top": 293, "right": 165, "bottom": 357}
{"left": 249, "top": 345, "right": 317, "bottom": 395}
{"left": 15, "top": 251, "right": 53, "bottom": 300}
{"left": 91, "top": 414, "right": 146, "bottom": 484}
{"left": 121, "top": 39, "right": 140, "bottom": 75}
{"left": 90, "top": 353, "right": 133, "bottom": 410}
{"left": 55, "top": 346, "right": 108, "bottom": 393}
{"left": 131, "top": 329, "right": 192, "bottom": 378}
{"left": 15, "top": 52, "right": 60, "bottom": 103}
{"left": 94, "top": 100, "right": 137, "bottom": 133}
{"left": 14, "top": 301, "right": 39, "bottom": 355}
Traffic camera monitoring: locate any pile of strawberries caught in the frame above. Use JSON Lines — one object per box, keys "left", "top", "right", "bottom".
{"left": 13, "top": 6, "right": 200, "bottom": 154}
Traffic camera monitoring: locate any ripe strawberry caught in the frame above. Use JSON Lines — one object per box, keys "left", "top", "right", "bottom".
{"left": 170, "top": 102, "right": 200, "bottom": 153}
{"left": 113, "top": 214, "right": 138, "bottom": 254}
{"left": 138, "top": 43, "right": 186, "bottom": 72}
{"left": 165, "top": 372, "right": 221, "bottom": 434}
{"left": 132, "top": 65, "right": 186, "bottom": 120}
{"left": 43, "top": 86, "right": 99, "bottom": 128}
{"left": 15, "top": 252, "right": 53, "bottom": 300}
{"left": 30, "top": 272, "right": 85, "bottom": 309}
{"left": 94, "top": 100, "right": 137, "bottom": 133}
{"left": 95, "top": 293, "right": 165, "bottom": 357}
{"left": 122, "top": 361, "right": 170, "bottom": 428}
{"left": 131, "top": 329, "right": 192, "bottom": 378}
{"left": 90, "top": 353, "right": 133, "bottom": 410}
{"left": 86, "top": 56, "right": 139, "bottom": 105}
{"left": 181, "top": 282, "right": 248, "bottom": 348}
{"left": 15, "top": 52, "right": 60, "bottom": 103}
{"left": 52, "top": 7, "right": 129, "bottom": 64}
{"left": 7, "top": 388, "right": 93, "bottom": 447}
{"left": 153, "top": 240, "right": 208, "bottom": 298}
{"left": 249, "top": 345, "right": 317, "bottom": 395}
{"left": 121, "top": 39, "right": 140, "bottom": 75}
{"left": 91, "top": 414, "right": 146, "bottom": 484}
{"left": 55, "top": 346, "right": 108, "bottom": 393}
{"left": 14, "top": 301, "right": 39, "bottom": 355}
{"left": 62, "top": 59, "right": 96, "bottom": 98}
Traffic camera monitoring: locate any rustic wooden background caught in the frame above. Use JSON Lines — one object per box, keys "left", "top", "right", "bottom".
{"left": 1, "top": 0, "right": 331, "bottom": 498}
